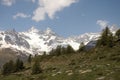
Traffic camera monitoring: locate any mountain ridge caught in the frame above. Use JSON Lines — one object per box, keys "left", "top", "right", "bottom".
{"left": 0, "top": 26, "right": 118, "bottom": 55}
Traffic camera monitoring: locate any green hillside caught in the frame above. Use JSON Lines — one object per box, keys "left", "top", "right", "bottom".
{"left": 0, "top": 27, "right": 120, "bottom": 80}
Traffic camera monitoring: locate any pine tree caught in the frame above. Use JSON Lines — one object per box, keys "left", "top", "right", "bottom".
{"left": 115, "top": 29, "right": 120, "bottom": 39}
{"left": 107, "top": 33, "right": 114, "bottom": 47}
{"left": 55, "top": 45, "right": 62, "bottom": 56}
{"left": 15, "top": 58, "right": 24, "bottom": 72}
{"left": 96, "top": 27, "right": 114, "bottom": 47}
{"left": 28, "top": 54, "right": 32, "bottom": 64}
{"left": 61, "top": 47, "right": 67, "bottom": 54}
{"left": 43, "top": 51, "right": 46, "bottom": 55}
{"left": 19, "top": 60, "right": 24, "bottom": 70}
{"left": 15, "top": 58, "right": 20, "bottom": 71}
{"left": 78, "top": 42, "right": 85, "bottom": 52}
{"left": 66, "top": 45, "right": 75, "bottom": 54}
{"left": 2, "top": 62, "right": 9, "bottom": 75}
{"left": 2, "top": 60, "right": 14, "bottom": 75}
{"left": 8, "top": 60, "right": 14, "bottom": 73}
{"left": 49, "top": 49, "right": 54, "bottom": 55}
{"left": 31, "top": 60, "right": 42, "bottom": 74}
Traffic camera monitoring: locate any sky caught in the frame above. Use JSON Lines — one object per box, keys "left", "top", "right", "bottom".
{"left": 0, "top": 0, "right": 120, "bottom": 37}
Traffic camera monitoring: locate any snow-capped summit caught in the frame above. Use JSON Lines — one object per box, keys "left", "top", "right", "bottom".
{"left": 28, "top": 26, "right": 39, "bottom": 33}
{"left": 0, "top": 26, "right": 119, "bottom": 56}
{"left": 68, "top": 32, "right": 100, "bottom": 45}
{"left": 110, "top": 25, "right": 119, "bottom": 34}
{"left": 44, "top": 27, "right": 56, "bottom": 35}
{"left": 0, "top": 29, "right": 31, "bottom": 55}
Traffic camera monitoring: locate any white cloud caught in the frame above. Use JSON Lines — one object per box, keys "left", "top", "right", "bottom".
{"left": 97, "top": 20, "right": 109, "bottom": 29}
{"left": 13, "top": 13, "right": 31, "bottom": 19}
{"left": 1, "top": 0, "right": 15, "bottom": 6}
{"left": 1, "top": 0, "right": 36, "bottom": 6}
{"left": 32, "top": 7, "right": 46, "bottom": 21}
{"left": 32, "top": 0, "right": 78, "bottom": 22}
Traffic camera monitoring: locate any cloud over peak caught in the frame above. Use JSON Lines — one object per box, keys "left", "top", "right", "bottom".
{"left": 32, "top": 0, "right": 78, "bottom": 22}
{"left": 97, "top": 20, "right": 109, "bottom": 29}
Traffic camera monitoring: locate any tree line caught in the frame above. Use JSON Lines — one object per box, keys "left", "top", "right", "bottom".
{"left": 1, "top": 55, "right": 42, "bottom": 75}
{"left": 96, "top": 27, "right": 120, "bottom": 47}
{"left": 2, "top": 58, "right": 24, "bottom": 75}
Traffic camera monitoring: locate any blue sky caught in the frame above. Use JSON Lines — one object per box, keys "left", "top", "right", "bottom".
{"left": 0, "top": 0, "right": 120, "bottom": 37}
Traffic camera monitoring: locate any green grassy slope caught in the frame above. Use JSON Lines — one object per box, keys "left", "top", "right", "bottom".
{"left": 0, "top": 44, "right": 120, "bottom": 80}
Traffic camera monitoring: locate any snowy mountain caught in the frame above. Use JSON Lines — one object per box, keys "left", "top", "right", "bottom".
{"left": 20, "top": 27, "right": 80, "bottom": 55}
{"left": 0, "top": 26, "right": 118, "bottom": 55}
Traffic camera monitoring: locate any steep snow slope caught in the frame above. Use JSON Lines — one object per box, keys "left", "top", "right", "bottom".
{"left": 0, "top": 29, "right": 31, "bottom": 55}
{"left": 20, "top": 27, "right": 80, "bottom": 55}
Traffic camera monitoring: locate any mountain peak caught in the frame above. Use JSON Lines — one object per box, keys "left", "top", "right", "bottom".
{"left": 110, "top": 25, "right": 119, "bottom": 33}
{"left": 28, "top": 26, "right": 39, "bottom": 33}
{"left": 5, "top": 28, "right": 17, "bottom": 34}
{"left": 44, "top": 27, "right": 55, "bottom": 34}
